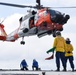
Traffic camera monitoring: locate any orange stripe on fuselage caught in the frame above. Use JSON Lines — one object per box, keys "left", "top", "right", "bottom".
{"left": 0, "top": 36, "right": 6, "bottom": 41}
{"left": 35, "top": 9, "right": 52, "bottom": 27}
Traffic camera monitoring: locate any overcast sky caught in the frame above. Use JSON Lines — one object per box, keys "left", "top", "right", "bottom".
{"left": 0, "top": 0, "right": 76, "bottom": 70}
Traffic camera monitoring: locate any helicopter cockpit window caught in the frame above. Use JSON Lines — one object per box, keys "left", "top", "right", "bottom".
{"left": 50, "top": 10, "right": 56, "bottom": 18}
{"left": 50, "top": 9, "right": 64, "bottom": 24}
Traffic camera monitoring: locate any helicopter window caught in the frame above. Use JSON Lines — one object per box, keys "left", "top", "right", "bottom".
{"left": 50, "top": 10, "right": 56, "bottom": 17}
{"left": 50, "top": 9, "right": 64, "bottom": 24}
{"left": 50, "top": 10, "right": 62, "bottom": 18}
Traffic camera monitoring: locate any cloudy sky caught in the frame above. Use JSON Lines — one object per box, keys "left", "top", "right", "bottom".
{"left": 0, "top": 0, "right": 76, "bottom": 70}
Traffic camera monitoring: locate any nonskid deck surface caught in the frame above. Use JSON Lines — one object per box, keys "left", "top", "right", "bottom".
{"left": 0, "top": 69, "right": 76, "bottom": 75}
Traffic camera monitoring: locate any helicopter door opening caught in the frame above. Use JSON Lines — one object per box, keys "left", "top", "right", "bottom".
{"left": 29, "top": 16, "right": 35, "bottom": 29}
{"left": 29, "top": 10, "right": 37, "bottom": 29}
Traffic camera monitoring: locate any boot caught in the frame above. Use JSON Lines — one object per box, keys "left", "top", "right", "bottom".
{"left": 72, "top": 68, "right": 74, "bottom": 72}
{"left": 62, "top": 68, "right": 66, "bottom": 71}
{"left": 55, "top": 68, "right": 60, "bottom": 71}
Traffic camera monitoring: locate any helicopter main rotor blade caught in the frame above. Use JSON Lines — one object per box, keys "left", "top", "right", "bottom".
{"left": 0, "top": 2, "right": 36, "bottom": 8}
{"left": 0, "top": 2, "right": 76, "bottom": 9}
{"left": 49, "top": 6, "right": 76, "bottom": 8}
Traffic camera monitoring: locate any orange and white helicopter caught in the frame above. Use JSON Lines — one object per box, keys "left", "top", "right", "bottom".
{"left": 0, "top": 0, "right": 70, "bottom": 45}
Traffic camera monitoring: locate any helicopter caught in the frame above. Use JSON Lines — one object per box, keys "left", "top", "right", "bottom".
{"left": 0, "top": 0, "right": 70, "bottom": 45}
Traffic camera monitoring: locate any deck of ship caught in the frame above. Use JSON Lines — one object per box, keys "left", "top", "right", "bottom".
{"left": 0, "top": 69, "right": 76, "bottom": 75}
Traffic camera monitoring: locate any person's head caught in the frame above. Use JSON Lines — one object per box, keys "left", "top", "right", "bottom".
{"left": 56, "top": 31, "right": 61, "bottom": 36}
{"left": 22, "top": 59, "right": 26, "bottom": 62}
{"left": 33, "top": 59, "right": 36, "bottom": 62}
{"left": 66, "top": 38, "right": 71, "bottom": 44}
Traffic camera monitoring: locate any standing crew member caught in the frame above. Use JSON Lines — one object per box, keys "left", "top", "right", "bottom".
{"left": 65, "top": 38, "right": 75, "bottom": 71}
{"left": 53, "top": 31, "right": 66, "bottom": 71}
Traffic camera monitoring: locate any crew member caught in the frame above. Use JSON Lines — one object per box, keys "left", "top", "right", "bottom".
{"left": 20, "top": 59, "right": 28, "bottom": 70}
{"left": 32, "top": 59, "right": 39, "bottom": 70}
{"left": 65, "top": 38, "right": 75, "bottom": 71}
{"left": 29, "top": 16, "right": 35, "bottom": 28}
{"left": 29, "top": 10, "right": 37, "bottom": 28}
{"left": 53, "top": 31, "right": 66, "bottom": 71}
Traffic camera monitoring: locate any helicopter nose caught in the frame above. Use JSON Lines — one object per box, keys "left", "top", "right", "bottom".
{"left": 63, "top": 14, "right": 70, "bottom": 23}
{"left": 60, "top": 14, "right": 70, "bottom": 25}
{"left": 65, "top": 15, "right": 70, "bottom": 19}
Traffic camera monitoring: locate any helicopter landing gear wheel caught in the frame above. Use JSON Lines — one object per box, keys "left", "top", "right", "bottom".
{"left": 20, "top": 41, "right": 25, "bottom": 45}
{"left": 20, "top": 37, "right": 25, "bottom": 45}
